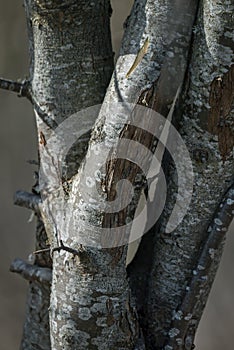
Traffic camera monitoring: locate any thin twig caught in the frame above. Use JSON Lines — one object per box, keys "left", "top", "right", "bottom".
{"left": 27, "top": 159, "right": 39, "bottom": 165}
{"left": 14, "top": 190, "right": 41, "bottom": 214}
{"left": 52, "top": 240, "right": 80, "bottom": 257}
{"left": 0, "top": 78, "right": 30, "bottom": 97}
{"left": 0, "top": 77, "right": 58, "bottom": 129}
{"left": 10, "top": 258, "right": 52, "bottom": 284}
{"left": 30, "top": 94, "right": 58, "bottom": 130}
{"left": 34, "top": 241, "right": 82, "bottom": 257}
{"left": 34, "top": 248, "right": 51, "bottom": 255}
{"left": 164, "top": 182, "right": 234, "bottom": 349}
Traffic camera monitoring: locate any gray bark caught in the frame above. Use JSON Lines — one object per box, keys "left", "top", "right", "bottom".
{"left": 133, "top": 1, "right": 233, "bottom": 348}
{"left": 18, "top": 0, "right": 114, "bottom": 349}
{"left": 18, "top": 219, "right": 52, "bottom": 350}
{"left": 5, "top": 0, "right": 233, "bottom": 349}
{"left": 45, "top": 1, "right": 205, "bottom": 349}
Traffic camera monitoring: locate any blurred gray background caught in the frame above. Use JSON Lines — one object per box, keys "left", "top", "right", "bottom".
{"left": 0, "top": 1, "right": 233, "bottom": 349}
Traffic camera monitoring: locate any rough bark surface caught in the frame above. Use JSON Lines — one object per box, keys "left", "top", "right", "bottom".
{"left": 142, "top": 1, "right": 234, "bottom": 348}
{"left": 20, "top": 219, "right": 52, "bottom": 350}
{"left": 127, "top": 0, "right": 199, "bottom": 335}
{"left": 47, "top": 1, "right": 203, "bottom": 349}
{"left": 21, "top": 0, "right": 114, "bottom": 349}
{"left": 15, "top": 0, "right": 233, "bottom": 349}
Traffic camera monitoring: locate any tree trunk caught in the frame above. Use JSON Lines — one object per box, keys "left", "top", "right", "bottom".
{"left": 45, "top": 1, "right": 206, "bottom": 348}
{"left": 12, "top": 219, "right": 52, "bottom": 350}
{"left": 128, "top": 1, "right": 234, "bottom": 349}
{"left": 4, "top": 0, "right": 233, "bottom": 349}
{"left": 19, "top": 0, "right": 114, "bottom": 349}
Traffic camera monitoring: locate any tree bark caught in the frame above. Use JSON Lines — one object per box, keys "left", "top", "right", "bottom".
{"left": 11, "top": 0, "right": 233, "bottom": 349}
{"left": 17, "top": 219, "right": 52, "bottom": 350}
{"left": 44, "top": 0, "right": 205, "bottom": 349}
{"left": 20, "top": 0, "right": 114, "bottom": 349}
{"left": 134, "top": 1, "right": 234, "bottom": 348}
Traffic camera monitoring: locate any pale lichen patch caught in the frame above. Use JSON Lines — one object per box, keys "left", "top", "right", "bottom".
{"left": 168, "top": 328, "right": 180, "bottom": 338}
{"left": 184, "top": 313, "right": 193, "bottom": 321}
{"left": 78, "top": 307, "right": 91, "bottom": 321}
{"left": 173, "top": 310, "right": 183, "bottom": 320}
{"left": 214, "top": 218, "right": 223, "bottom": 226}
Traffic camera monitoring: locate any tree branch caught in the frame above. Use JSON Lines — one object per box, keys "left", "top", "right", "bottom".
{"left": 144, "top": 1, "right": 234, "bottom": 347}
{"left": 0, "top": 77, "right": 57, "bottom": 129}
{"left": 0, "top": 78, "right": 30, "bottom": 97}
{"left": 14, "top": 190, "right": 41, "bottom": 214}
{"left": 30, "top": 94, "right": 58, "bottom": 130}
{"left": 10, "top": 258, "right": 52, "bottom": 284}
{"left": 164, "top": 182, "right": 234, "bottom": 349}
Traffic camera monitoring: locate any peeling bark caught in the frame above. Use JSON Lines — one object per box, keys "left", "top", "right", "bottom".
{"left": 208, "top": 64, "right": 234, "bottom": 161}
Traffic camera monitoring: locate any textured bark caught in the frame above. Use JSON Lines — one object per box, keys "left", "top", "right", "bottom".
{"left": 19, "top": 219, "right": 52, "bottom": 350}
{"left": 10, "top": 0, "right": 233, "bottom": 349}
{"left": 164, "top": 183, "right": 234, "bottom": 350}
{"left": 24, "top": 0, "right": 114, "bottom": 179}
{"left": 20, "top": 0, "right": 114, "bottom": 349}
{"left": 140, "top": 1, "right": 234, "bottom": 348}
{"left": 44, "top": 1, "right": 204, "bottom": 349}
{"left": 127, "top": 0, "right": 199, "bottom": 332}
